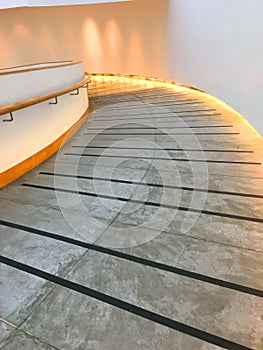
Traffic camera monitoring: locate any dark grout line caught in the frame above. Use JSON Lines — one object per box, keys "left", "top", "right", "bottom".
{"left": 144, "top": 119, "right": 225, "bottom": 124}
{"left": 93, "top": 96, "right": 193, "bottom": 102}
{"left": 64, "top": 153, "right": 259, "bottom": 165}
{"left": 92, "top": 92, "right": 189, "bottom": 100}
{"left": 90, "top": 89, "right": 172, "bottom": 95}
{"left": 87, "top": 125, "right": 233, "bottom": 130}
{"left": 0, "top": 255, "right": 255, "bottom": 350}
{"left": 83, "top": 132, "right": 239, "bottom": 136}
{"left": 1, "top": 218, "right": 263, "bottom": 298}
{"left": 141, "top": 102, "right": 204, "bottom": 106}
{"left": 93, "top": 97, "right": 195, "bottom": 104}
{"left": 71, "top": 146, "right": 254, "bottom": 154}
{"left": 173, "top": 109, "right": 217, "bottom": 113}
{"left": 94, "top": 101, "right": 204, "bottom": 107}
{"left": 141, "top": 97, "right": 198, "bottom": 101}
{"left": 93, "top": 100, "right": 139, "bottom": 104}
{"left": 94, "top": 106, "right": 217, "bottom": 112}
{"left": 39, "top": 171, "right": 263, "bottom": 199}
{"left": 93, "top": 114, "right": 222, "bottom": 121}
{"left": 21, "top": 183, "right": 263, "bottom": 223}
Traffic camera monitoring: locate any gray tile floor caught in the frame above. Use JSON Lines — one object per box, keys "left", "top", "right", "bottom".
{"left": 0, "top": 75, "right": 263, "bottom": 350}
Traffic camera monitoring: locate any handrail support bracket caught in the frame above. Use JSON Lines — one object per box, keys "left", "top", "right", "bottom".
{"left": 3, "top": 112, "right": 14, "bottom": 122}
{"left": 70, "top": 88, "right": 80, "bottom": 96}
{"left": 49, "top": 96, "right": 58, "bottom": 105}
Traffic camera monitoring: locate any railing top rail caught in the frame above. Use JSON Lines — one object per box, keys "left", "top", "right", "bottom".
{"left": 0, "top": 61, "right": 82, "bottom": 76}
{"left": 0, "top": 74, "right": 91, "bottom": 117}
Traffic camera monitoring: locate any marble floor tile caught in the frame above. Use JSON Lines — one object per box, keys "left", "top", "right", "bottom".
{"left": 20, "top": 251, "right": 263, "bottom": 350}
{"left": 0, "top": 264, "right": 55, "bottom": 324}
{"left": 19, "top": 286, "right": 223, "bottom": 350}
{"left": 1, "top": 75, "right": 262, "bottom": 350}
{"left": 0, "top": 320, "right": 15, "bottom": 344}
{"left": 1, "top": 330, "right": 60, "bottom": 350}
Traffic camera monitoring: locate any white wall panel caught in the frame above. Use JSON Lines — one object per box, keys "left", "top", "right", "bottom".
{"left": 0, "top": 63, "right": 88, "bottom": 172}
{"left": 167, "top": 0, "right": 263, "bottom": 136}
{"left": 0, "top": 62, "right": 84, "bottom": 106}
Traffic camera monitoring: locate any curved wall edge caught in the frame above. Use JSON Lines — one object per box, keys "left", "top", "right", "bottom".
{"left": 0, "top": 107, "right": 89, "bottom": 188}
{"left": 0, "top": 61, "right": 89, "bottom": 187}
{"left": 0, "top": 62, "right": 84, "bottom": 106}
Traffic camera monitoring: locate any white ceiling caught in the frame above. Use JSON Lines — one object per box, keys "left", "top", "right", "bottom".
{"left": 0, "top": 0, "right": 131, "bottom": 9}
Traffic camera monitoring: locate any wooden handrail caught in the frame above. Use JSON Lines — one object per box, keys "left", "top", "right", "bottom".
{"left": 0, "top": 74, "right": 91, "bottom": 117}
{"left": 0, "top": 61, "right": 82, "bottom": 76}
{"left": 0, "top": 60, "right": 73, "bottom": 71}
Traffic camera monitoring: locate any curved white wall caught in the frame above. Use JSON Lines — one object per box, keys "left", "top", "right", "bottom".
{"left": 0, "top": 63, "right": 88, "bottom": 173}
{"left": 0, "top": 62, "right": 84, "bottom": 106}
{"left": 167, "top": 0, "right": 263, "bottom": 136}
{"left": 0, "top": 91, "right": 88, "bottom": 173}
{"left": 0, "top": 0, "right": 262, "bottom": 135}
{"left": 0, "top": 60, "right": 71, "bottom": 71}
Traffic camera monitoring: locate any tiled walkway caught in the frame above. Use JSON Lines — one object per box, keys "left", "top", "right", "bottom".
{"left": 0, "top": 75, "right": 263, "bottom": 350}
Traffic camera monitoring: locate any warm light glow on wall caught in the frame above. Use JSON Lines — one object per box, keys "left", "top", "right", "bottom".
{"left": 128, "top": 30, "right": 146, "bottom": 74}
{"left": 13, "top": 23, "right": 31, "bottom": 42}
{"left": 0, "top": 33, "right": 12, "bottom": 67}
{"left": 39, "top": 25, "right": 57, "bottom": 59}
{"left": 105, "top": 19, "right": 122, "bottom": 71}
{"left": 83, "top": 18, "right": 103, "bottom": 71}
{"left": 106, "top": 19, "right": 121, "bottom": 55}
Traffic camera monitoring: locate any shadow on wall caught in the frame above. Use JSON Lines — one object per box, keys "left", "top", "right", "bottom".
{"left": 0, "top": 0, "right": 170, "bottom": 78}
